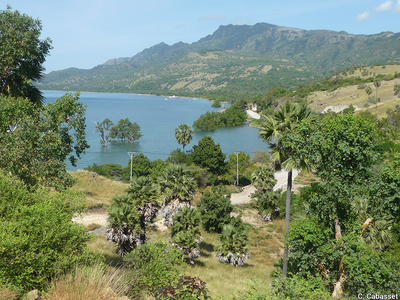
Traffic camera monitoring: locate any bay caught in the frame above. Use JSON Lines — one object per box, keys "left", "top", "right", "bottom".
{"left": 43, "top": 91, "right": 269, "bottom": 171}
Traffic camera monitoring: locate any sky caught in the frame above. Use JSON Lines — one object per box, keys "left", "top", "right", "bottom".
{"left": 5, "top": 0, "right": 400, "bottom": 73}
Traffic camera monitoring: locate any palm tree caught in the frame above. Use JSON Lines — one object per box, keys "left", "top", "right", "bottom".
{"left": 174, "top": 124, "right": 193, "bottom": 151}
{"left": 215, "top": 224, "right": 250, "bottom": 267}
{"left": 373, "top": 80, "right": 381, "bottom": 108}
{"left": 158, "top": 164, "right": 197, "bottom": 226}
{"left": 259, "top": 102, "right": 315, "bottom": 278}
{"left": 106, "top": 176, "right": 160, "bottom": 257}
{"left": 251, "top": 164, "right": 277, "bottom": 193}
{"left": 170, "top": 207, "right": 202, "bottom": 264}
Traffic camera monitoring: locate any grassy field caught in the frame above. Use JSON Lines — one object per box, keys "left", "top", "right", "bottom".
{"left": 70, "top": 170, "right": 129, "bottom": 208}
{"left": 72, "top": 172, "right": 285, "bottom": 299}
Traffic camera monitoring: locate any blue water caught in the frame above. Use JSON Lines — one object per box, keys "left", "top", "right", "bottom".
{"left": 43, "top": 91, "right": 269, "bottom": 171}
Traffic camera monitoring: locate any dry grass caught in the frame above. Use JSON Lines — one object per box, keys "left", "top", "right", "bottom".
{"left": 356, "top": 97, "right": 400, "bottom": 119}
{"left": 308, "top": 78, "right": 400, "bottom": 114}
{"left": 86, "top": 223, "right": 102, "bottom": 232}
{"left": 0, "top": 286, "right": 19, "bottom": 300}
{"left": 70, "top": 171, "right": 129, "bottom": 208}
{"left": 44, "top": 264, "right": 130, "bottom": 300}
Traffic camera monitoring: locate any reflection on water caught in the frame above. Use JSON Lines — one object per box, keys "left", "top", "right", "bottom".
{"left": 43, "top": 91, "right": 269, "bottom": 171}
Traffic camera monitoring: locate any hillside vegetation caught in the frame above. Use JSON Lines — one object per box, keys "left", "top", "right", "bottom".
{"left": 38, "top": 23, "right": 400, "bottom": 101}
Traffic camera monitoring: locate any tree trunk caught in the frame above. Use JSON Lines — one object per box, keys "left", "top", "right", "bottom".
{"left": 282, "top": 170, "right": 292, "bottom": 279}
{"left": 332, "top": 217, "right": 344, "bottom": 298}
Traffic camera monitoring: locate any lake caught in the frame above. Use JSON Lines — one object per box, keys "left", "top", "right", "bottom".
{"left": 43, "top": 91, "right": 269, "bottom": 171}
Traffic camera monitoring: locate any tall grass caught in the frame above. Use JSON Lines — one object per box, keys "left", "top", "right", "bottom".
{"left": 0, "top": 286, "right": 19, "bottom": 300}
{"left": 44, "top": 264, "right": 130, "bottom": 300}
{"left": 70, "top": 171, "right": 129, "bottom": 208}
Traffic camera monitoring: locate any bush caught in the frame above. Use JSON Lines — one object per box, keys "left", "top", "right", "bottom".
{"left": 158, "top": 276, "right": 209, "bottom": 299}
{"left": 123, "top": 242, "right": 186, "bottom": 298}
{"left": 0, "top": 171, "right": 98, "bottom": 291}
{"left": 197, "top": 185, "right": 234, "bottom": 233}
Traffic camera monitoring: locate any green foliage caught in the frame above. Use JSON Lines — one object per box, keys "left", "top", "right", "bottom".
{"left": 250, "top": 149, "right": 271, "bottom": 164}
{"left": 251, "top": 164, "right": 276, "bottom": 192}
{"left": 197, "top": 185, "right": 234, "bottom": 233}
{"left": 191, "top": 136, "right": 227, "bottom": 175}
{"left": 227, "top": 151, "right": 251, "bottom": 175}
{"left": 394, "top": 83, "right": 400, "bottom": 98}
{"left": 110, "top": 117, "right": 142, "bottom": 143}
{"left": 158, "top": 276, "right": 209, "bottom": 300}
{"left": 122, "top": 153, "right": 152, "bottom": 180}
{"left": 272, "top": 274, "right": 332, "bottom": 300}
{"left": 0, "top": 6, "right": 52, "bottom": 105}
{"left": 211, "top": 100, "right": 221, "bottom": 108}
{"left": 171, "top": 207, "right": 202, "bottom": 262}
{"left": 158, "top": 164, "right": 197, "bottom": 201}
{"left": 167, "top": 148, "right": 193, "bottom": 165}
{"left": 251, "top": 190, "right": 280, "bottom": 216}
{"left": 192, "top": 104, "right": 247, "bottom": 131}
{"left": 0, "top": 172, "right": 97, "bottom": 291}
{"left": 215, "top": 223, "right": 250, "bottom": 265}
{"left": 174, "top": 123, "right": 193, "bottom": 151}
{"left": 94, "top": 118, "right": 114, "bottom": 147}
{"left": 84, "top": 163, "right": 123, "bottom": 179}
{"left": 123, "top": 242, "right": 186, "bottom": 298}
{"left": 0, "top": 92, "right": 89, "bottom": 190}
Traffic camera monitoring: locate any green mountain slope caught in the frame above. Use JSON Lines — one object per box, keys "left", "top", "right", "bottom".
{"left": 38, "top": 23, "right": 400, "bottom": 100}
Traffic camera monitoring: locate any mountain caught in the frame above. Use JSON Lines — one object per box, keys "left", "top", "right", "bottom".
{"left": 38, "top": 23, "right": 400, "bottom": 100}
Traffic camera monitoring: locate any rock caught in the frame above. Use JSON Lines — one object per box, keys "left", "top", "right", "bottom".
{"left": 26, "top": 289, "right": 40, "bottom": 300}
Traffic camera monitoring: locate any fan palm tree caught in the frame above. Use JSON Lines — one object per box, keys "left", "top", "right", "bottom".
{"left": 174, "top": 124, "right": 193, "bottom": 151}
{"left": 158, "top": 164, "right": 197, "bottom": 226}
{"left": 106, "top": 176, "right": 160, "bottom": 257}
{"left": 251, "top": 164, "right": 277, "bottom": 193}
{"left": 215, "top": 224, "right": 250, "bottom": 267}
{"left": 259, "top": 102, "right": 316, "bottom": 278}
{"left": 170, "top": 207, "right": 202, "bottom": 264}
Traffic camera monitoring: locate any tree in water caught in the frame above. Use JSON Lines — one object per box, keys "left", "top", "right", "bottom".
{"left": 174, "top": 123, "right": 193, "bottom": 151}
{"left": 94, "top": 118, "right": 113, "bottom": 147}
{"left": 110, "top": 118, "right": 142, "bottom": 143}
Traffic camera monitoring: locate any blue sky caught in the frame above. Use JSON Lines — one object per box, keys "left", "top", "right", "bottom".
{"left": 6, "top": 0, "right": 400, "bottom": 73}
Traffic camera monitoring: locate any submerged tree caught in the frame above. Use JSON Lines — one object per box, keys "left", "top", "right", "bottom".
{"left": 110, "top": 118, "right": 142, "bottom": 143}
{"left": 94, "top": 118, "right": 114, "bottom": 147}
{"left": 174, "top": 123, "right": 193, "bottom": 151}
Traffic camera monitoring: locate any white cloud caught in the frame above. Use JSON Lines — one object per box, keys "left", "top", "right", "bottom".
{"left": 355, "top": 11, "right": 371, "bottom": 22}
{"left": 376, "top": 1, "right": 393, "bottom": 11}
{"left": 394, "top": 0, "right": 400, "bottom": 12}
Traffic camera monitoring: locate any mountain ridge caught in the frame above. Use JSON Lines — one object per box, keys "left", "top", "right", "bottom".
{"left": 39, "top": 22, "right": 400, "bottom": 100}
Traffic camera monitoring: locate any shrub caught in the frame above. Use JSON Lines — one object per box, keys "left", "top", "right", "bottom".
{"left": 197, "top": 185, "right": 234, "bottom": 233}
{"left": 0, "top": 171, "right": 98, "bottom": 291}
{"left": 123, "top": 242, "right": 186, "bottom": 298}
{"left": 158, "top": 276, "right": 209, "bottom": 299}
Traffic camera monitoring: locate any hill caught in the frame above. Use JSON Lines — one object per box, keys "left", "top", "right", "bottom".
{"left": 38, "top": 23, "right": 400, "bottom": 101}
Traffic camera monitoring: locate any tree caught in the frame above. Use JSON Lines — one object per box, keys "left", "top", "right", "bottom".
{"left": 174, "top": 123, "right": 193, "bottom": 151}
{"left": 251, "top": 164, "right": 277, "bottom": 193}
{"left": 394, "top": 83, "right": 400, "bottom": 98}
{"left": 373, "top": 79, "right": 381, "bottom": 108}
{"left": 158, "top": 164, "right": 197, "bottom": 226}
{"left": 106, "top": 176, "right": 160, "bottom": 257}
{"left": 0, "top": 92, "right": 89, "bottom": 190}
{"left": 215, "top": 223, "right": 250, "bottom": 267}
{"left": 0, "top": 6, "right": 52, "bottom": 105}
{"left": 191, "top": 136, "right": 227, "bottom": 175}
{"left": 170, "top": 207, "right": 202, "bottom": 264}
{"left": 197, "top": 185, "right": 234, "bottom": 233}
{"left": 94, "top": 118, "right": 113, "bottom": 147}
{"left": 259, "top": 102, "right": 316, "bottom": 279}
{"left": 110, "top": 118, "right": 142, "bottom": 143}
